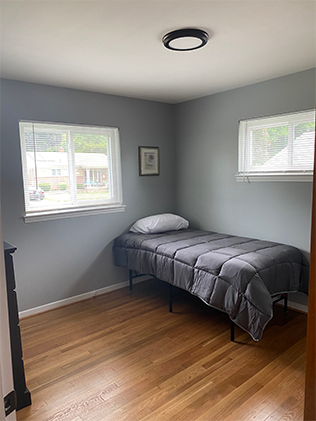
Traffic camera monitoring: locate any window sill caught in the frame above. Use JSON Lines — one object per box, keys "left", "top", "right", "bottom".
{"left": 235, "top": 173, "right": 313, "bottom": 182}
{"left": 24, "top": 204, "right": 126, "bottom": 223}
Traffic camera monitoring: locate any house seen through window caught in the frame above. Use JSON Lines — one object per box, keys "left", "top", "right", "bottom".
{"left": 19, "top": 121, "right": 123, "bottom": 220}
{"left": 237, "top": 109, "right": 315, "bottom": 181}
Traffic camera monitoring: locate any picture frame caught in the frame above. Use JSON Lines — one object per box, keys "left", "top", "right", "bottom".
{"left": 138, "top": 146, "right": 160, "bottom": 176}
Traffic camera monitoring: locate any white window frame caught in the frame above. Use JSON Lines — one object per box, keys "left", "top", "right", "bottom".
{"left": 19, "top": 121, "right": 125, "bottom": 222}
{"left": 236, "top": 109, "right": 315, "bottom": 182}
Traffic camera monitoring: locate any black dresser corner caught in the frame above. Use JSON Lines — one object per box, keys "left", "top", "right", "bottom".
{"left": 4, "top": 242, "right": 31, "bottom": 411}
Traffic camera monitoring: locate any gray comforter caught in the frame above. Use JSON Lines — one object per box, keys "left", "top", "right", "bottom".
{"left": 113, "top": 229, "right": 309, "bottom": 341}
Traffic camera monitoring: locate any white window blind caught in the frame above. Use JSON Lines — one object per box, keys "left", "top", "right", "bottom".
{"left": 19, "top": 121, "right": 123, "bottom": 221}
{"left": 237, "top": 109, "right": 315, "bottom": 182}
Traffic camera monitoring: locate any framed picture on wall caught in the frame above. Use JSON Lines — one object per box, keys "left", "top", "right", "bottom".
{"left": 139, "top": 146, "right": 160, "bottom": 176}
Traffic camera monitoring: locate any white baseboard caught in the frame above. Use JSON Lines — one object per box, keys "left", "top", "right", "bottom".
{"left": 19, "top": 277, "right": 308, "bottom": 319}
{"left": 19, "top": 275, "right": 151, "bottom": 319}
{"left": 282, "top": 299, "right": 308, "bottom": 314}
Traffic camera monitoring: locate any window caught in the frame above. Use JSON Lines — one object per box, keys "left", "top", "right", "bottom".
{"left": 51, "top": 169, "right": 61, "bottom": 176}
{"left": 19, "top": 121, "right": 124, "bottom": 222}
{"left": 236, "top": 109, "right": 315, "bottom": 182}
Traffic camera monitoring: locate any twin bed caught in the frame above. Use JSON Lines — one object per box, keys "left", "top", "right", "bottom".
{"left": 113, "top": 214, "right": 309, "bottom": 341}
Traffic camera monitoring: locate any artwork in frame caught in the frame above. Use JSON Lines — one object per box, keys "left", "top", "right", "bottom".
{"left": 139, "top": 146, "right": 160, "bottom": 176}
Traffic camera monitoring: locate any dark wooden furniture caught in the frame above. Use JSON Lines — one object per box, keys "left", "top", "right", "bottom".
{"left": 4, "top": 242, "right": 31, "bottom": 411}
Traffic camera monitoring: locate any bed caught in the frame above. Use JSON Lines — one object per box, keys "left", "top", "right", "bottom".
{"left": 113, "top": 214, "right": 309, "bottom": 341}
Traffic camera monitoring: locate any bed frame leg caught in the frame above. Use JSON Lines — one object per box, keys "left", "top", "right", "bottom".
{"left": 129, "top": 270, "right": 133, "bottom": 291}
{"left": 284, "top": 293, "right": 288, "bottom": 313}
{"left": 169, "top": 284, "right": 173, "bottom": 313}
{"left": 230, "top": 321, "right": 235, "bottom": 342}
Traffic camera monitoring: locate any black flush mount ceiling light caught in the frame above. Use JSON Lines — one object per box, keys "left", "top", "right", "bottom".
{"left": 162, "top": 28, "right": 209, "bottom": 51}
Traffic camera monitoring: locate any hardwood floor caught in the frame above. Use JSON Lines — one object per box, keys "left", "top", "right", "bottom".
{"left": 17, "top": 279, "right": 307, "bottom": 421}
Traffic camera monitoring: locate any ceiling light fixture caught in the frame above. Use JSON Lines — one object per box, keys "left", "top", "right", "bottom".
{"left": 162, "top": 28, "right": 209, "bottom": 51}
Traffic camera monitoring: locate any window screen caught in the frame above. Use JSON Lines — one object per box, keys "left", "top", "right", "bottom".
{"left": 19, "top": 121, "right": 123, "bottom": 217}
{"left": 237, "top": 109, "right": 315, "bottom": 181}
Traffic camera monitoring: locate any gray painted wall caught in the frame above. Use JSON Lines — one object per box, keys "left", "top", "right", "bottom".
{"left": 175, "top": 68, "right": 316, "bottom": 307}
{"left": 1, "top": 69, "right": 315, "bottom": 313}
{"left": 0, "top": 79, "right": 176, "bottom": 311}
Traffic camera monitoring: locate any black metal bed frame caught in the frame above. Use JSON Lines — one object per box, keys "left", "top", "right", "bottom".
{"left": 129, "top": 269, "right": 288, "bottom": 342}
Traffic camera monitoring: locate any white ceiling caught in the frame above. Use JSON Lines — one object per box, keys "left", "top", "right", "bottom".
{"left": 1, "top": 0, "right": 315, "bottom": 104}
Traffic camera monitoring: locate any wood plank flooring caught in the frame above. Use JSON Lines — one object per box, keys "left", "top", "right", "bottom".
{"left": 17, "top": 279, "right": 307, "bottom": 421}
